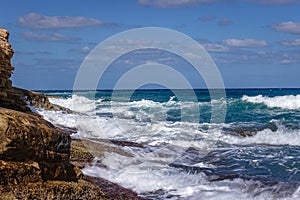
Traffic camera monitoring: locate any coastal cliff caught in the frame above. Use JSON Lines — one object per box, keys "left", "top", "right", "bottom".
{"left": 0, "top": 28, "right": 143, "bottom": 199}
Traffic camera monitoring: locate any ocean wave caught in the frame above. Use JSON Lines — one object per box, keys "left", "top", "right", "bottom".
{"left": 83, "top": 153, "right": 300, "bottom": 200}
{"left": 242, "top": 94, "right": 300, "bottom": 110}
{"left": 40, "top": 92, "right": 300, "bottom": 200}
{"left": 219, "top": 124, "right": 300, "bottom": 146}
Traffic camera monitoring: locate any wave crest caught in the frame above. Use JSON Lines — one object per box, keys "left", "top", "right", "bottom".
{"left": 242, "top": 94, "right": 300, "bottom": 110}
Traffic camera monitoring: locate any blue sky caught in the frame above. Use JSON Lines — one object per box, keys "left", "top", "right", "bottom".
{"left": 1, "top": 0, "right": 300, "bottom": 89}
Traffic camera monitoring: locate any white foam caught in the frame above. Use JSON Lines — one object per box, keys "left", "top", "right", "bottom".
{"left": 82, "top": 154, "right": 298, "bottom": 200}
{"left": 49, "top": 95, "right": 96, "bottom": 113}
{"left": 242, "top": 95, "right": 300, "bottom": 110}
{"left": 37, "top": 94, "right": 300, "bottom": 199}
{"left": 37, "top": 109, "right": 77, "bottom": 128}
{"left": 219, "top": 125, "right": 300, "bottom": 146}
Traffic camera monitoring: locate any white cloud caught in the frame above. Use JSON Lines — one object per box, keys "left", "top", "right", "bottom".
{"left": 18, "top": 12, "right": 105, "bottom": 29}
{"left": 272, "top": 22, "right": 300, "bottom": 34}
{"left": 81, "top": 46, "right": 91, "bottom": 53}
{"left": 139, "top": 0, "right": 297, "bottom": 7}
{"left": 138, "top": 0, "right": 220, "bottom": 8}
{"left": 222, "top": 38, "right": 267, "bottom": 48}
{"left": 279, "top": 59, "right": 297, "bottom": 64}
{"left": 217, "top": 18, "right": 232, "bottom": 26}
{"left": 22, "top": 32, "right": 78, "bottom": 42}
{"left": 70, "top": 46, "right": 91, "bottom": 53}
{"left": 202, "top": 43, "right": 229, "bottom": 52}
{"left": 281, "top": 39, "right": 300, "bottom": 46}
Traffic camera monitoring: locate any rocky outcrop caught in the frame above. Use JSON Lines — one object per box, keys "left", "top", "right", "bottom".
{"left": 0, "top": 27, "right": 144, "bottom": 199}
{"left": 0, "top": 28, "right": 30, "bottom": 112}
{"left": 12, "top": 87, "right": 71, "bottom": 112}
{"left": 0, "top": 28, "right": 65, "bottom": 112}
{"left": 0, "top": 108, "right": 144, "bottom": 199}
{"left": 0, "top": 28, "right": 13, "bottom": 90}
{"left": 0, "top": 108, "right": 79, "bottom": 181}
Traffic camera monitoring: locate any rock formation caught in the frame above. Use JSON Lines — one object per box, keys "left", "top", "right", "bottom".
{"left": 0, "top": 28, "right": 30, "bottom": 112}
{"left": 0, "top": 27, "right": 143, "bottom": 199}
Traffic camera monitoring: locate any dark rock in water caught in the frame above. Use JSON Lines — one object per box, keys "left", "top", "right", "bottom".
{"left": 223, "top": 121, "right": 278, "bottom": 137}
{"left": 84, "top": 176, "right": 146, "bottom": 200}
{"left": 110, "top": 139, "right": 145, "bottom": 148}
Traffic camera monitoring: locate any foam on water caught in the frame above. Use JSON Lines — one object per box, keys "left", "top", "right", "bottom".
{"left": 242, "top": 94, "right": 300, "bottom": 110}
{"left": 220, "top": 127, "right": 300, "bottom": 146}
{"left": 37, "top": 92, "right": 300, "bottom": 200}
{"left": 46, "top": 95, "right": 300, "bottom": 147}
{"left": 82, "top": 153, "right": 299, "bottom": 200}
{"left": 49, "top": 95, "right": 97, "bottom": 113}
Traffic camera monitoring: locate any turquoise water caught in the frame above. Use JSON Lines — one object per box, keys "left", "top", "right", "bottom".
{"left": 40, "top": 89, "right": 300, "bottom": 199}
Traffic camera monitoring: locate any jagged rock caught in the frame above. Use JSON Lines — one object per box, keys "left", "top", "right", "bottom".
{"left": 12, "top": 87, "right": 70, "bottom": 112}
{"left": 0, "top": 28, "right": 30, "bottom": 112}
{"left": 0, "top": 108, "right": 78, "bottom": 181}
{"left": 0, "top": 27, "right": 145, "bottom": 199}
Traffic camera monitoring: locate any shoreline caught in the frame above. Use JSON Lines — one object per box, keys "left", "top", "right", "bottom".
{"left": 0, "top": 27, "right": 146, "bottom": 200}
{"left": 70, "top": 138, "right": 146, "bottom": 200}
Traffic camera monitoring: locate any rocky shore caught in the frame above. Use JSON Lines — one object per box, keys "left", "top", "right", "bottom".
{"left": 0, "top": 27, "right": 144, "bottom": 199}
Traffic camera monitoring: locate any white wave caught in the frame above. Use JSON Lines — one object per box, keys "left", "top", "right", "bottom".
{"left": 49, "top": 95, "right": 96, "bottom": 113}
{"left": 37, "top": 109, "right": 77, "bottom": 128}
{"left": 82, "top": 154, "right": 298, "bottom": 200}
{"left": 242, "top": 94, "right": 300, "bottom": 110}
{"left": 38, "top": 94, "right": 300, "bottom": 200}
{"left": 46, "top": 95, "right": 300, "bottom": 146}
{"left": 219, "top": 126, "right": 300, "bottom": 146}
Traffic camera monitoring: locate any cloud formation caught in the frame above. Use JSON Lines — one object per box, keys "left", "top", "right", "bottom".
{"left": 70, "top": 46, "right": 91, "bottom": 53}
{"left": 138, "top": 0, "right": 220, "bottom": 8}
{"left": 202, "top": 43, "right": 229, "bottom": 52}
{"left": 217, "top": 18, "right": 232, "bottom": 26}
{"left": 22, "top": 32, "right": 79, "bottom": 43}
{"left": 198, "top": 16, "right": 232, "bottom": 27}
{"left": 138, "top": 0, "right": 297, "bottom": 7}
{"left": 272, "top": 22, "right": 300, "bottom": 34}
{"left": 222, "top": 38, "right": 267, "bottom": 48}
{"left": 281, "top": 39, "right": 300, "bottom": 46}
{"left": 18, "top": 13, "right": 105, "bottom": 29}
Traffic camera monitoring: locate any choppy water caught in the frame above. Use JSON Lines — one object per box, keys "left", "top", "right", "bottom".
{"left": 37, "top": 89, "right": 300, "bottom": 199}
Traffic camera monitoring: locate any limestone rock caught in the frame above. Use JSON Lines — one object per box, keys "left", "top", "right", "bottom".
{"left": 0, "top": 28, "right": 14, "bottom": 91}
{"left": 0, "top": 180, "right": 106, "bottom": 200}
{"left": 0, "top": 28, "right": 29, "bottom": 112}
{"left": 0, "top": 160, "right": 42, "bottom": 186}
{"left": 12, "top": 87, "right": 70, "bottom": 112}
{"left": 0, "top": 108, "right": 78, "bottom": 181}
{"left": 0, "top": 27, "right": 145, "bottom": 199}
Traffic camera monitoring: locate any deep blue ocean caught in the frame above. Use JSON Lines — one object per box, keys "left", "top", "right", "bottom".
{"left": 38, "top": 89, "right": 300, "bottom": 199}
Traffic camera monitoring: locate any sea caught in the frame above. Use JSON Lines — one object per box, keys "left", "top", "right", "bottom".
{"left": 36, "top": 88, "right": 300, "bottom": 200}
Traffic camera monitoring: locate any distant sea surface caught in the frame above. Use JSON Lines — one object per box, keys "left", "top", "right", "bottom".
{"left": 37, "top": 89, "right": 300, "bottom": 199}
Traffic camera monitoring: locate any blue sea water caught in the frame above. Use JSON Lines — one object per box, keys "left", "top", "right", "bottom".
{"left": 38, "top": 89, "right": 300, "bottom": 199}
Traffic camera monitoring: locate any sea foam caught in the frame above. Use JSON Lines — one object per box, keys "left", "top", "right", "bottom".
{"left": 242, "top": 94, "right": 300, "bottom": 110}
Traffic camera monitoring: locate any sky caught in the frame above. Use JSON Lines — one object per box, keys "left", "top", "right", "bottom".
{"left": 1, "top": 0, "right": 300, "bottom": 90}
